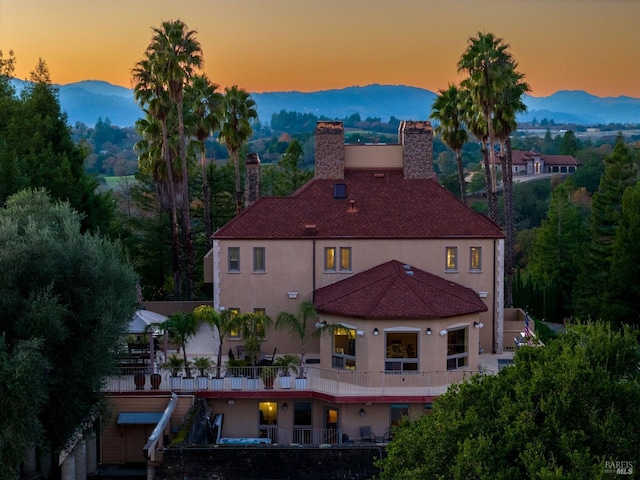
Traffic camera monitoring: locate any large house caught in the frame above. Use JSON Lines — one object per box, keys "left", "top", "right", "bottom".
{"left": 99, "top": 121, "right": 509, "bottom": 472}
{"left": 511, "top": 148, "right": 579, "bottom": 176}
{"left": 203, "top": 120, "right": 505, "bottom": 442}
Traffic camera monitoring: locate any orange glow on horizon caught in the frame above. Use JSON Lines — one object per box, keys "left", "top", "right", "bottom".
{"left": 1, "top": 0, "right": 639, "bottom": 99}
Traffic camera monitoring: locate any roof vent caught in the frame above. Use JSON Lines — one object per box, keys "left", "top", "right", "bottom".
{"left": 303, "top": 224, "right": 317, "bottom": 236}
{"left": 347, "top": 199, "right": 358, "bottom": 213}
{"left": 402, "top": 264, "right": 411, "bottom": 270}
{"left": 333, "top": 184, "right": 346, "bottom": 199}
{"left": 405, "top": 270, "right": 414, "bottom": 276}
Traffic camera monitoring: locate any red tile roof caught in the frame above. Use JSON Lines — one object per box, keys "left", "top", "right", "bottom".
{"left": 314, "top": 260, "right": 488, "bottom": 319}
{"left": 214, "top": 169, "right": 503, "bottom": 239}
{"left": 512, "top": 150, "right": 579, "bottom": 166}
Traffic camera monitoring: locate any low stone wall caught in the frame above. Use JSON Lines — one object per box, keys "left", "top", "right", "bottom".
{"left": 154, "top": 445, "right": 386, "bottom": 480}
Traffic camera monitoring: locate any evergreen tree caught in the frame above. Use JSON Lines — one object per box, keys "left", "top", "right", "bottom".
{"left": 0, "top": 189, "right": 137, "bottom": 475}
{"left": 573, "top": 134, "right": 637, "bottom": 320}
{"left": 528, "top": 180, "right": 587, "bottom": 322}
{"left": 376, "top": 321, "right": 640, "bottom": 479}
{"left": 0, "top": 57, "right": 114, "bottom": 234}
{"left": 604, "top": 183, "right": 640, "bottom": 326}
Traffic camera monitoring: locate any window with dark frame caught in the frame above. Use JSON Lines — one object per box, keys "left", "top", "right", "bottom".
{"left": 253, "top": 247, "right": 265, "bottom": 272}
{"left": 228, "top": 247, "right": 240, "bottom": 272}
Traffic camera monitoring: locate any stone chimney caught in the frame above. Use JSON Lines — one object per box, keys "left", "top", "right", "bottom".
{"left": 399, "top": 120, "right": 434, "bottom": 179}
{"left": 315, "top": 121, "right": 345, "bottom": 179}
{"left": 244, "top": 152, "right": 261, "bottom": 207}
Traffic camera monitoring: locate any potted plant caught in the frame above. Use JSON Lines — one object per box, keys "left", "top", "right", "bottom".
{"left": 150, "top": 371, "right": 162, "bottom": 390}
{"left": 192, "top": 356, "right": 213, "bottom": 390}
{"left": 193, "top": 306, "right": 237, "bottom": 390}
{"left": 181, "top": 361, "right": 195, "bottom": 390}
{"left": 260, "top": 365, "right": 278, "bottom": 390}
{"left": 276, "top": 302, "right": 324, "bottom": 390}
{"left": 233, "top": 312, "right": 273, "bottom": 389}
{"left": 154, "top": 312, "right": 199, "bottom": 381}
{"left": 226, "top": 357, "right": 248, "bottom": 390}
{"left": 164, "top": 354, "right": 184, "bottom": 390}
{"left": 273, "top": 354, "right": 299, "bottom": 389}
{"left": 133, "top": 368, "right": 146, "bottom": 390}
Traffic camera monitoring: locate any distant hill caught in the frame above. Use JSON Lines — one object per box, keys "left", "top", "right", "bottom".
{"left": 9, "top": 79, "right": 640, "bottom": 128}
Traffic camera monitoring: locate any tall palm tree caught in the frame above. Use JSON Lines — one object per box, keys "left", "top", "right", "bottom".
{"left": 193, "top": 305, "right": 235, "bottom": 380}
{"left": 219, "top": 85, "right": 258, "bottom": 214}
{"left": 431, "top": 84, "right": 469, "bottom": 203}
{"left": 132, "top": 57, "right": 183, "bottom": 299}
{"left": 493, "top": 70, "right": 530, "bottom": 307}
{"left": 185, "top": 74, "right": 223, "bottom": 250}
{"left": 276, "top": 302, "right": 320, "bottom": 380}
{"left": 458, "top": 32, "right": 516, "bottom": 196}
{"left": 147, "top": 19, "right": 203, "bottom": 300}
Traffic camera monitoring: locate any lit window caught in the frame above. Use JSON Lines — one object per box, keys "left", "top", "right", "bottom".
{"left": 446, "top": 327, "right": 468, "bottom": 370}
{"left": 253, "top": 308, "right": 266, "bottom": 337}
{"left": 445, "top": 247, "right": 457, "bottom": 271}
{"left": 340, "top": 247, "right": 351, "bottom": 271}
{"left": 470, "top": 247, "right": 482, "bottom": 271}
{"left": 228, "top": 308, "right": 240, "bottom": 338}
{"left": 385, "top": 332, "right": 418, "bottom": 372}
{"left": 253, "top": 247, "right": 265, "bottom": 272}
{"left": 228, "top": 247, "right": 240, "bottom": 272}
{"left": 325, "top": 247, "right": 336, "bottom": 271}
{"left": 332, "top": 327, "right": 356, "bottom": 370}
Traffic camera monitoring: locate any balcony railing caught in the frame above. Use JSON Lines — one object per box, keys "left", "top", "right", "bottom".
{"left": 103, "top": 365, "right": 482, "bottom": 396}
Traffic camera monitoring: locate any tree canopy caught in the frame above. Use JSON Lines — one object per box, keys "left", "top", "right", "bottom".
{"left": 376, "top": 321, "right": 640, "bottom": 479}
{"left": 0, "top": 189, "right": 137, "bottom": 476}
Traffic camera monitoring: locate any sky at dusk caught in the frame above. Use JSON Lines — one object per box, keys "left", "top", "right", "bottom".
{"left": 1, "top": 0, "right": 639, "bottom": 98}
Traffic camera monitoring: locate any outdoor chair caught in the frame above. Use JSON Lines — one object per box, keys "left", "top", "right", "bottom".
{"left": 359, "top": 426, "right": 376, "bottom": 443}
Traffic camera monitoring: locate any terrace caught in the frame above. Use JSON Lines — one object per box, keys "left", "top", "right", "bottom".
{"left": 102, "top": 351, "right": 514, "bottom": 398}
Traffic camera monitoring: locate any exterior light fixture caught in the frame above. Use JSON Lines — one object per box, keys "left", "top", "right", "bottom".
{"left": 315, "top": 321, "right": 327, "bottom": 329}
{"left": 439, "top": 329, "right": 448, "bottom": 337}
{"left": 359, "top": 408, "right": 366, "bottom": 417}
{"left": 287, "top": 291, "right": 298, "bottom": 299}
{"left": 473, "top": 321, "right": 484, "bottom": 329}
{"left": 227, "top": 400, "right": 235, "bottom": 405}
{"left": 426, "top": 328, "right": 432, "bottom": 335}
{"left": 357, "top": 330, "right": 364, "bottom": 337}
{"left": 373, "top": 328, "right": 379, "bottom": 336}
{"left": 282, "top": 402, "right": 288, "bottom": 411}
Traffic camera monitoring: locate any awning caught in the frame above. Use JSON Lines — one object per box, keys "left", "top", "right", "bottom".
{"left": 117, "top": 412, "right": 164, "bottom": 425}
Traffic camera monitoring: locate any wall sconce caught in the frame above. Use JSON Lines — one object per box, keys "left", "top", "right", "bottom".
{"left": 474, "top": 321, "right": 484, "bottom": 329}
{"left": 359, "top": 408, "right": 366, "bottom": 417}
{"left": 373, "top": 328, "right": 379, "bottom": 336}
{"left": 315, "top": 321, "right": 327, "bottom": 329}
{"left": 356, "top": 330, "right": 364, "bottom": 337}
{"left": 426, "top": 328, "right": 432, "bottom": 335}
{"left": 282, "top": 402, "right": 288, "bottom": 411}
{"left": 287, "top": 291, "right": 298, "bottom": 299}
{"left": 227, "top": 399, "right": 235, "bottom": 405}
{"left": 439, "top": 329, "right": 448, "bottom": 337}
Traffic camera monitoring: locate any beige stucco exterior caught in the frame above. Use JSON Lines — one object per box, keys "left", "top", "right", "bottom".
{"left": 213, "top": 236, "right": 503, "bottom": 357}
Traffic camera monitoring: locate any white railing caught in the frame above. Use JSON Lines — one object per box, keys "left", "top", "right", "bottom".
{"left": 103, "top": 365, "right": 483, "bottom": 396}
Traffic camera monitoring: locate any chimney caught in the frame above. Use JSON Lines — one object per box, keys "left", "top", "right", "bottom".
{"left": 244, "top": 152, "right": 261, "bottom": 208}
{"left": 399, "top": 120, "right": 434, "bottom": 179}
{"left": 315, "top": 121, "right": 345, "bottom": 179}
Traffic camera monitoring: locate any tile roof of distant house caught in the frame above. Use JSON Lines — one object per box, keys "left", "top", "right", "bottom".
{"left": 314, "top": 260, "right": 488, "bottom": 319}
{"left": 512, "top": 150, "right": 579, "bottom": 166}
{"left": 213, "top": 169, "right": 503, "bottom": 239}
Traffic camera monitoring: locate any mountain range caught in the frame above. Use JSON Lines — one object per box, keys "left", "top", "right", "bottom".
{"left": 10, "top": 79, "right": 640, "bottom": 128}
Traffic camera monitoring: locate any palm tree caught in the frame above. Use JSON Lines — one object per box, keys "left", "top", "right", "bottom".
{"left": 185, "top": 74, "right": 224, "bottom": 250}
{"left": 219, "top": 85, "right": 258, "bottom": 214}
{"left": 132, "top": 57, "right": 183, "bottom": 299}
{"left": 493, "top": 70, "right": 530, "bottom": 307}
{"left": 458, "top": 32, "right": 516, "bottom": 196}
{"left": 275, "top": 301, "right": 321, "bottom": 379}
{"left": 192, "top": 305, "right": 235, "bottom": 379}
{"left": 147, "top": 19, "right": 203, "bottom": 300}
{"left": 431, "top": 84, "right": 469, "bottom": 203}
{"left": 156, "top": 312, "right": 199, "bottom": 378}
